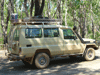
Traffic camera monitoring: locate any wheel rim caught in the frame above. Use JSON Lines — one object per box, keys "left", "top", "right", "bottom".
{"left": 88, "top": 50, "right": 93, "bottom": 58}
{"left": 39, "top": 57, "right": 46, "bottom": 65}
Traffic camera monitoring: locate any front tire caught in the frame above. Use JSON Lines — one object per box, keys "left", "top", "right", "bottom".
{"left": 83, "top": 48, "right": 95, "bottom": 61}
{"left": 34, "top": 53, "right": 50, "bottom": 69}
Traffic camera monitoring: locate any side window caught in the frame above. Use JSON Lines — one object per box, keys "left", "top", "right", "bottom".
{"left": 13, "top": 29, "right": 19, "bottom": 41}
{"left": 44, "top": 28, "right": 59, "bottom": 37}
{"left": 63, "top": 29, "right": 77, "bottom": 39}
{"left": 25, "top": 28, "right": 42, "bottom": 38}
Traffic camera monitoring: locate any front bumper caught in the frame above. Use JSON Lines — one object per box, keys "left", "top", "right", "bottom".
{"left": 5, "top": 52, "right": 25, "bottom": 61}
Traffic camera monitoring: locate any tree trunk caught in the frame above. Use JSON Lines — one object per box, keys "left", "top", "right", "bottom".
{"left": 30, "top": 0, "right": 35, "bottom": 17}
{"left": 72, "top": 10, "right": 76, "bottom": 26}
{"left": 1, "top": 0, "right": 4, "bottom": 43}
{"left": 1, "top": 0, "right": 13, "bottom": 44}
{"left": 82, "top": 4, "right": 86, "bottom": 38}
{"left": 35, "top": 0, "right": 45, "bottom": 16}
{"left": 79, "top": 5, "right": 82, "bottom": 36}
{"left": 65, "top": 0, "right": 67, "bottom": 26}
{"left": 24, "top": 0, "right": 29, "bottom": 17}
{"left": 47, "top": 0, "right": 51, "bottom": 18}
{"left": 1, "top": 0, "right": 6, "bottom": 44}
{"left": 35, "top": 0, "right": 40, "bottom": 16}
{"left": 91, "top": 4, "right": 95, "bottom": 38}
{"left": 9, "top": 0, "right": 14, "bottom": 13}
{"left": 15, "top": 0, "right": 18, "bottom": 13}
{"left": 57, "top": 0, "right": 61, "bottom": 19}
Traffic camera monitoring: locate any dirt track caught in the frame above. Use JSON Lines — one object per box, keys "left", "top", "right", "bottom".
{"left": 0, "top": 50, "right": 100, "bottom": 75}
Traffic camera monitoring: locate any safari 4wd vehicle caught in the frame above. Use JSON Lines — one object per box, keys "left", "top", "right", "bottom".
{"left": 6, "top": 19, "right": 98, "bottom": 69}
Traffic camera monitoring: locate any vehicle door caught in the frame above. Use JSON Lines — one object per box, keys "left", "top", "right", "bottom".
{"left": 63, "top": 29, "right": 82, "bottom": 54}
{"left": 43, "top": 28, "right": 63, "bottom": 56}
{"left": 11, "top": 28, "right": 20, "bottom": 54}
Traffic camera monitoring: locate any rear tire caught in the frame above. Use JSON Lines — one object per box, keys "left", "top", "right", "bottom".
{"left": 34, "top": 53, "right": 50, "bottom": 69}
{"left": 83, "top": 48, "right": 95, "bottom": 61}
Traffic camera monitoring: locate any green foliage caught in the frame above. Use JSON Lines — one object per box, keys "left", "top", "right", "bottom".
{"left": 1, "top": 0, "right": 100, "bottom": 42}
{"left": 0, "top": 38, "right": 3, "bottom": 44}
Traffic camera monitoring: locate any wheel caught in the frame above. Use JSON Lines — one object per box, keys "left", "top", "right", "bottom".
{"left": 34, "top": 53, "right": 50, "bottom": 69}
{"left": 22, "top": 60, "right": 30, "bottom": 66}
{"left": 83, "top": 48, "right": 95, "bottom": 61}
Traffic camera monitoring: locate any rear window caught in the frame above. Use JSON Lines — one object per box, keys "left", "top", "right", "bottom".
{"left": 13, "top": 29, "right": 20, "bottom": 41}
{"left": 25, "top": 28, "right": 42, "bottom": 38}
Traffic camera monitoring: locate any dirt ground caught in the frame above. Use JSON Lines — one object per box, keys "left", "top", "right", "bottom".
{"left": 0, "top": 50, "right": 100, "bottom": 75}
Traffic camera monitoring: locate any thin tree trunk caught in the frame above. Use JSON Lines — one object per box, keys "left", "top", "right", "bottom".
{"left": 5, "top": 2, "right": 11, "bottom": 43}
{"left": 47, "top": 0, "right": 51, "bottom": 18}
{"left": 79, "top": 5, "right": 82, "bottom": 36}
{"left": 57, "top": 0, "right": 61, "bottom": 19}
{"left": 72, "top": 10, "right": 76, "bottom": 26}
{"left": 30, "top": 0, "right": 35, "bottom": 17}
{"left": 9, "top": 0, "right": 14, "bottom": 13}
{"left": 82, "top": 4, "right": 86, "bottom": 38}
{"left": 15, "top": 0, "right": 18, "bottom": 13}
{"left": 65, "top": 0, "right": 67, "bottom": 26}
{"left": 24, "top": 0, "right": 29, "bottom": 17}
{"left": 86, "top": 13, "right": 89, "bottom": 38}
{"left": 1, "top": 0, "right": 6, "bottom": 44}
{"left": 91, "top": 4, "right": 95, "bottom": 38}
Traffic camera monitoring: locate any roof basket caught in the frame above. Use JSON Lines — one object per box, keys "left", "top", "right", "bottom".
{"left": 13, "top": 18, "right": 62, "bottom": 25}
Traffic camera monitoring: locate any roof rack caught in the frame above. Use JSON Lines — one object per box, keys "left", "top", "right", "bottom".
{"left": 12, "top": 18, "right": 62, "bottom": 25}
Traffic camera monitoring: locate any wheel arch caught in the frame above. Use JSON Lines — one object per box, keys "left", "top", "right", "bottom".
{"left": 86, "top": 45, "right": 98, "bottom": 50}
{"left": 35, "top": 49, "right": 52, "bottom": 58}
{"left": 83, "top": 45, "right": 98, "bottom": 56}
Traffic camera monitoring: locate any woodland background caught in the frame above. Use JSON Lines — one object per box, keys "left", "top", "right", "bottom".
{"left": 0, "top": 0, "right": 100, "bottom": 44}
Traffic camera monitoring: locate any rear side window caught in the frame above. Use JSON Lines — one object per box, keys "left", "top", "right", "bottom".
{"left": 25, "top": 28, "right": 42, "bottom": 38}
{"left": 44, "top": 28, "right": 59, "bottom": 37}
{"left": 13, "top": 29, "right": 20, "bottom": 41}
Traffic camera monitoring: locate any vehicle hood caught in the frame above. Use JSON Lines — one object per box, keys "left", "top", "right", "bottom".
{"left": 82, "top": 38, "right": 95, "bottom": 43}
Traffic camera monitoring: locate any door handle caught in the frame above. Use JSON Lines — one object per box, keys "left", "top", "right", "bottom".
{"left": 26, "top": 44, "right": 32, "bottom": 47}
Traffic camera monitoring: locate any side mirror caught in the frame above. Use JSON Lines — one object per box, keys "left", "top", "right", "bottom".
{"left": 73, "top": 26, "right": 77, "bottom": 31}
